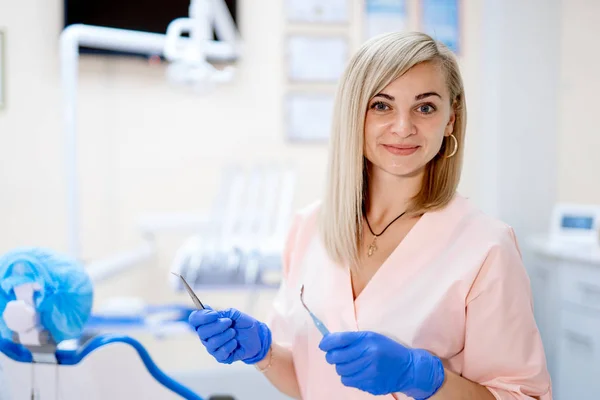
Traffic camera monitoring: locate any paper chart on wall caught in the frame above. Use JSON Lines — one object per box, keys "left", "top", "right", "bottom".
{"left": 286, "top": 35, "right": 349, "bottom": 83}
{"left": 364, "top": 0, "right": 408, "bottom": 40}
{"left": 286, "top": 0, "right": 349, "bottom": 23}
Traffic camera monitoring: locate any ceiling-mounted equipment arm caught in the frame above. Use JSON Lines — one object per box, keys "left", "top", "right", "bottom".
{"left": 59, "top": 0, "right": 241, "bottom": 262}
{"left": 164, "top": 0, "right": 240, "bottom": 88}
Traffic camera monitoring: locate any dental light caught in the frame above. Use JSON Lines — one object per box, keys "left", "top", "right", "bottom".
{"left": 164, "top": 0, "right": 240, "bottom": 91}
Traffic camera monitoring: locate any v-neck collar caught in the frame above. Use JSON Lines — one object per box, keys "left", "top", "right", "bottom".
{"left": 338, "top": 195, "right": 465, "bottom": 328}
{"left": 348, "top": 209, "right": 431, "bottom": 306}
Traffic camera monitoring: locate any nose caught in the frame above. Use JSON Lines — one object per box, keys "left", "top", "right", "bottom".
{"left": 391, "top": 112, "right": 415, "bottom": 138}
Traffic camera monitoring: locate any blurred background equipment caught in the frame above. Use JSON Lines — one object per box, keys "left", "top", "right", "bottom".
{"left": 527, "top": 203, "right": 600, "bottom": 399}
{"left": 60, "top": 0, "right": 241, "bottom": 285}
{"left": 63, "top": 0, "right": 239, "bottom": 61}
{"left": 168, "top": 164, "right": 295, "bottom": 291}
{"left": 0, "top": 248, "right": 203, "bottom": 399}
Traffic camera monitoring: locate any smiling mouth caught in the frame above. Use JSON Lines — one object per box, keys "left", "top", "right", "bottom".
{"left": 382, "top": 144, "right": 420, "bottom": 155}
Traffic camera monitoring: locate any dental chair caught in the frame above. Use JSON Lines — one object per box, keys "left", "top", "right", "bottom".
{"left": 170, "top": 164, "right": 296, "bottom": 315}
{"left": 0, "top": 249, "right": 238, "bottom": 400}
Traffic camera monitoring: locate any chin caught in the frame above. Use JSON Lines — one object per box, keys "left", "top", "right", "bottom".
{"left": 378, "top": 162, "right": 425, "bottom": 178}
{"left": 389, "top": 166, "right": 425, "bottom": 178}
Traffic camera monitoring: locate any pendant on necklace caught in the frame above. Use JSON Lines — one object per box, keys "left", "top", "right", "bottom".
{"left": 367, "top": 237, "right": 378, "bottom": 257}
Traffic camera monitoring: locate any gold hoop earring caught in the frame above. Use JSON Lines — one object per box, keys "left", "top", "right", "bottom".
{"left": 445, "top": 134, "right": 458, "bottom": 158}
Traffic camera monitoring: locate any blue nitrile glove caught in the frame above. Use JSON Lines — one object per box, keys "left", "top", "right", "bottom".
{"left": 319, "top": 331, "right": 445, "bottom": 399}
{"left": 188, "top": 306, "right": 272, "bottom": 365}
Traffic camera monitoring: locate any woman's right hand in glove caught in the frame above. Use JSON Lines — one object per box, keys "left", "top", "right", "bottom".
{"left": 188, "top": 306, "right": 272, "bottom": 365}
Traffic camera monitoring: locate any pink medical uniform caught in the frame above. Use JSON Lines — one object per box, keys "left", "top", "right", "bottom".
{"left": 267, "top": 194, "right": 552, "bottom": 400}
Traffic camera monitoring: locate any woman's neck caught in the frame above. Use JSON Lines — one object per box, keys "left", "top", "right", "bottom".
{"left": 365, "top": 164, "right": 423, "bottom": 228}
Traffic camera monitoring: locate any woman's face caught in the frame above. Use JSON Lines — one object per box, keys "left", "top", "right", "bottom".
{"left": 364, "top": 61, "right": 456, "bottom": 178}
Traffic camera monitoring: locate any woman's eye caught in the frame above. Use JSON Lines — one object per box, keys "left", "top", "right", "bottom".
{"left": 370, "top": 101, "right": 389, "bottom": 111}
{"left": 417, "top": 104, "right": 436, "bottom": 114}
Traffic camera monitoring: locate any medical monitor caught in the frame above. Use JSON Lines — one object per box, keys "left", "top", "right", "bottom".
{"left": 63, "top": 0, "right": 238, "bottom": 58}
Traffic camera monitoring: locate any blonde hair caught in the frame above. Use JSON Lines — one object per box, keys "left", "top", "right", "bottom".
{"left": 319, "top": 31, "right": 467, "bottom": 268}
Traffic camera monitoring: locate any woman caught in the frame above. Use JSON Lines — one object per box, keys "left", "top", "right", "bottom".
{"left": 189, "top": 32, "right": 552, "bottom": 399}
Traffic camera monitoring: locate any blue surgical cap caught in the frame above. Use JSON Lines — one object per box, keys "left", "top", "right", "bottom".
{"left": 0, "top": 247, "right": 94, "bottom": 343}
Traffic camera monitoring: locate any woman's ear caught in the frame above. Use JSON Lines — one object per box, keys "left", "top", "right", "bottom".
{"left": 445, "top": 103, "right": 456, "bottom": 136}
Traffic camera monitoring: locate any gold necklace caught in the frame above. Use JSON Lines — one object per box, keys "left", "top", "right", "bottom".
{"left": 364, "top": 210, "right": 406, "bottom": 257}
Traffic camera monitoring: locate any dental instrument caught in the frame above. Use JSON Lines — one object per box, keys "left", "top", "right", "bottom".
{"left": 299, "top": 285, "right": 330, "bottom": 336}
{"left": 171, "top": 272, "right": 205, "bottom": 310}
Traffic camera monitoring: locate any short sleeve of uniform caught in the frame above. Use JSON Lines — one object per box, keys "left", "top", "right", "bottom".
{"left": 462, "top": 226, "right": 553, "bottom": 400}
{"left": 266, "top": 205, "right": 317, "bottom": 348}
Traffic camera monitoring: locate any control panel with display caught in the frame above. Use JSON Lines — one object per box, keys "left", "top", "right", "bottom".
{"left": 550, "top": 203, "right": 600, "bottom": 245}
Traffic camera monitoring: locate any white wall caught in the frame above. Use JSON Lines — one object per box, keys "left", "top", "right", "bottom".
{"left": 480, "top": 0, "right": 600, "bottom": 242}
{"left": 480, "top": 0, "right": 561, "bottom": 242}
{"left": 558, "top": 0, "right": 600, "bottom": 204}
{"left": 0, "top": 0, "right": 66, "bottom": 251}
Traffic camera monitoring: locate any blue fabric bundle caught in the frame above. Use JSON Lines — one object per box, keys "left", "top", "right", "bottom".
{"left": 0, "top": 247, "right": 94, "bottom": 343}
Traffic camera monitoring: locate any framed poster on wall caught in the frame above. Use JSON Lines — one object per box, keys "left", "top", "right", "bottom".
{"left": 286, "top": 35, "right": 349, "bottom": 83}
{"left": 364, "top": 0, "right": 408, "bottom": 40}
{"left": 286, "top": 0, "right": 349, "bottom": 24}
{"left": 420, "top": 0, "right": 460, "bottom": 54}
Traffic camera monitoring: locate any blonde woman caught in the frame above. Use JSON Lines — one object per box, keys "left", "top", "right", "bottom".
{"left": 188, "top": 32, "right": 552, "bottom": 399}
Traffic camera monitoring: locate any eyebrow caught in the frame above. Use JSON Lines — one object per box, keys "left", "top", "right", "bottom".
{"left": 415, "top": 92, "right": 442, "bottom": 100}
{"left": 373, "top": 92, "right": 442, "bottom": 101}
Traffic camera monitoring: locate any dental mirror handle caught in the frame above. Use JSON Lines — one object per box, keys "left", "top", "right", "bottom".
{"left": 310, "top": 314, "right": 330, "bottom": 336}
